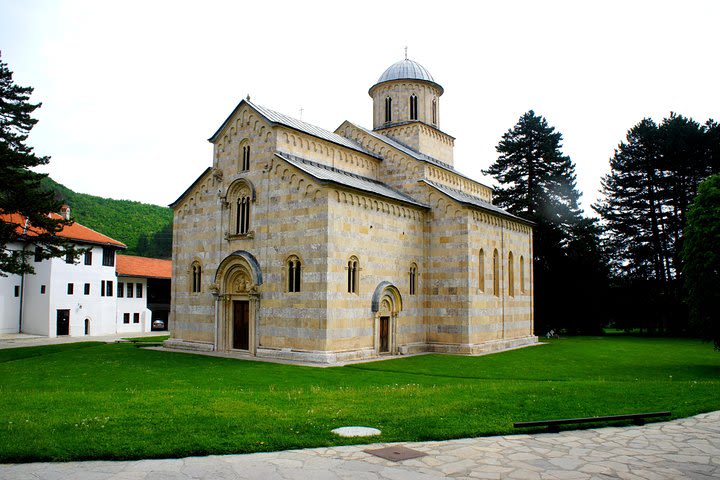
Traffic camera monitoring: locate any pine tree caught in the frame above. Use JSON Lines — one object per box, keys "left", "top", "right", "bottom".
{"left": 594, "top": 114, "right": 718, "bottom": 334}
{"left": 0, "top": 52, "right": 78, "bottom": 275}
{"left": 484, "top": 110, "right": 591, "bottom": 333}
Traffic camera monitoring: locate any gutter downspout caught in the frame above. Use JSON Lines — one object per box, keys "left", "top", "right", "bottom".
{"left": 18, "top": 219, "right": 30, "bottom": 333}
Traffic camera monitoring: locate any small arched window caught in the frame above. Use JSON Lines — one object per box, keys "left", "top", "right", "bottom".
{"left": 520, "top": 255, "right": 525, "bottom": 293}
{"left": 384, "top": 97, "right": 392, "bottom": 123}
{"left": 287, "top": 256, "right": 301, "bottom": 293}
{"left": 409, "top": 94, "right": 418, "bottom": 120}
{"left": 492, "top": 249, "right": 499, "bottom": 297}
{"left": 347, "top": 256, "right": 359, "bottom": 294}
{"left": 478, "top": 249, "right": 485, "bottom": 292}
{"left": 432, "top": 98, "right": 437, "bottom": 125}
{"left": 409, "top": 263, "right": 417, "bottom": 295}
{"left": 191, "top": 262, "right": 202, "bottom": 293}
{"left": 508, "top": 251, "right": 515, "bottom": 297}
{"left": 241, "top": 144, "right": 250, "bottom": 171}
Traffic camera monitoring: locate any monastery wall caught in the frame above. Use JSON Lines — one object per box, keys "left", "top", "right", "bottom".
{"left": 467, "top": 212, "right": 534, "bottom": 347}
{"left": 424, "top": 188, "right": 471, "bottom": 348}
{"left": 253, "top": 158, "right": 330, "bottom": 352}
{"left": 171, "top": 170, "right": 221, "bottom": 345}
{"left": 325, "top": 190, "right": 427, "bottom": 354}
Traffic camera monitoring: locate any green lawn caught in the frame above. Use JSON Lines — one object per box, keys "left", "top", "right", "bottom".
{"left": 0, "top": 336, "right": 718, "bottom": 462}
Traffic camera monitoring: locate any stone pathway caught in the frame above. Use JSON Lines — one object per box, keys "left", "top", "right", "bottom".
{"left": 2, "top": 411, "right": 719, "bottom": 479}
{"left": 0, "top": 331, "right": 164, "bottom": 349}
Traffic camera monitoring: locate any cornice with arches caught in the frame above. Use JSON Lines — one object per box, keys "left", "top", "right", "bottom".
{"left": 333, "top": 189, "right": 426, "bottom": 221}
{"left": 277, "top": 128, "right": 379, "bottom": 176}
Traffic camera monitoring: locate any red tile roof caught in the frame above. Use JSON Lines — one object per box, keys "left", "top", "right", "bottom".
{"left": 0, "top": 212, "right": 126, "bottom": 248}
{"left": 116, "top": 254, "right": 171, "bottom": 279}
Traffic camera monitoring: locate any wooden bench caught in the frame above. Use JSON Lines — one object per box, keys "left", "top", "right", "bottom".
{"left": 514, "top": 411, "right": 671, "bottom": 433}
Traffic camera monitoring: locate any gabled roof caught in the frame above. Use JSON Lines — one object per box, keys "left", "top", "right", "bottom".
{"left": 0, "top": 213, "right": 126, "bottom": 248}
{"left": 421, "top": 180, "right": 533, "bottom": 226}
{"left": 116, "top": 254, "right": 171, "bottom": 279}
{"left": 275, "top": 152, "right": 428, "bottom": 209}
{"left": 342, "top": 122, "right": 496, "bottom": 193}
{"left": 169, "top": 167, "right": 212, "bottom": 208}
{"left": 209, "top": 99, "right": 378, "bottom": 159}
{"left": 346, "top": 122, "right": 454, "bottom": 170}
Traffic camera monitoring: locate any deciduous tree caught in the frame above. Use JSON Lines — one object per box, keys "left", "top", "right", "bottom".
{"left": 682, "top": 174, "right": 720, "bottom": 348}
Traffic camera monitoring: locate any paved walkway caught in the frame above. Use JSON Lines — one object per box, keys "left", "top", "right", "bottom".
{"left": 2, "top": 411, "right": 718, "bottom": 479}
{"left": 0, "top": 331, "right": 165, "bottom": 349}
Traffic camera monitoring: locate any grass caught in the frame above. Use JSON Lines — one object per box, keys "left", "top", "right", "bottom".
{"left": 0, "top": 336, "right": 718, "bottom": 462}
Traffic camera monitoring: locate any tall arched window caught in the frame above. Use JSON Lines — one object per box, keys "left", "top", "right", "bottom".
{"left": 478, "top": 249, "right": 485, "bottom": 292}
{"left": 409, "top": 94, "right": 418, "bottom": 120}
{"left": 191, "top": 262, "right": 202, "bottom": 293}
{"left": 409, "top": 263, "right": 417, "bottom": 295}
{"left": 520, "top": 255, "right": 525, "bottom": 293}
{"left": 227, "top": 179, "right": 254, "bottom": 237}
{"left": 236, "top": 196, "right": 251, "bottom": 234}
{"left": 508, "top": 251, "right": 515, "bottom": 297}
{"left": 241, "top": 144, "right": 250, "bottom": 171}
{"left": 287, "top": 256, "right": 301, "bottom": 293}
{"left": 384, "top": 97, "right": 392, "bottom": 123}
{"left": 432, "top": 98, "right": 437, "bottom": 125}
{"left": 347, "top": 256, "right": 359, "bottom": 294}
{"left": 492, "top": 249, "right": 499, "bottom": 297}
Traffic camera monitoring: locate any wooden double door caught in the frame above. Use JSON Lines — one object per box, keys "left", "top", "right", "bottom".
{"left": 232, "top": 300, "right": 250, "bottom": 350}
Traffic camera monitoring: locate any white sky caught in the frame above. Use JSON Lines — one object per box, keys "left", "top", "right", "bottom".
{"left": 1, "top": 0, "right": 718, "bottom": 213}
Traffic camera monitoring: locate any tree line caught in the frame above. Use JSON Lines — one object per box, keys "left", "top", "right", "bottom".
{"left": 485, "top": 110, "right": 719, "bottom": 347}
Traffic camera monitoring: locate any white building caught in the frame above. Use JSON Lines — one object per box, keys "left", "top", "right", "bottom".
{"left": 116, "top": 255, "right": 172, "bottom": 334}
{"left": 1, "top": 211, "right": 171, "bottom": 337}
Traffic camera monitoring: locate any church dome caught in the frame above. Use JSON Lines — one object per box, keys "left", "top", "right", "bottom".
{"left": 371, "top": 59, "right": 443, "bottom": 94}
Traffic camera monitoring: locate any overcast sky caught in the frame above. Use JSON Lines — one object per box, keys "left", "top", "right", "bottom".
{"left": 1, "top": 0, "right": 718, "bottom": 213}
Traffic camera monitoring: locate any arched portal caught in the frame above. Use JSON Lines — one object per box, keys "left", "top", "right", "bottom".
{"left": 214, "top": 251, "right": 263, "bottom": 353}
{"left": 371, "top": 282, "right": 402, "bottom": 355}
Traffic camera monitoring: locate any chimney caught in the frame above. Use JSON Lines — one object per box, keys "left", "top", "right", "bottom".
{"left": 60, "top": 205, "right": 71, "bottom": 220}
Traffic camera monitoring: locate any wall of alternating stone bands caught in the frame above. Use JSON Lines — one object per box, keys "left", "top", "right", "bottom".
{"left": 170, "top": 99, "right": 536, "bottom": 363}
{"left": 467, "top": 211, "right": 534, "bottom": 346}
{"left": 171, "top": 169, "right": 221, "bottom": 345}
{"left": 252, "top": 158, "right": 329, "bottom": 352}
{"left": 325, "top": 189, "right": 427, "bottom": 353}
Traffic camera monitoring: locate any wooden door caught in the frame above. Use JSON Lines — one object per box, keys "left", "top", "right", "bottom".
{"left": 56, "top": 309, "right": 70, "bottom": 336}
{"left": 233, "top": 300, "right": 250, "bottom": 350}
{"left": 379, "top": 316, "right": 389, "bottom": 353}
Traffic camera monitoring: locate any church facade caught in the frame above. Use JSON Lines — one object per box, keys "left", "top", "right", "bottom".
{"left": 167, "top": 58, "right": 537, "bottom": 364}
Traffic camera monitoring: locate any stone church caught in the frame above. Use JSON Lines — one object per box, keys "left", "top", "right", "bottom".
{"left": 167, "top": 58, "right": 537, "bottom": 364}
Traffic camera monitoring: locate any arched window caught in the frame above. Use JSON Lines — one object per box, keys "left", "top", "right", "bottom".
{"left": 478, "top": 249, "right": 485, "bottom": 292}
{"left": 347, "top": 256, "right": 359, "bottom": 294}
{"left": 508, "top": 251, "right": 515, "bottom": 297}
{"left": 191, "top": 262, "right": 202, "bottom": 293}
{"left": 409, "top": 94, "right": 418, "bottom": 120}
{"left": 520, "top": 255, "right": 525, "bottom": 293}
{"left": 384, "top": 97, "right": 392, "bottom": 123}
{"left": 241, "top": 144, "right": 250, "bottom": 171}
{"left": 236, "top": 196, "right": 251, "bottom": 235}
{"left": 432, "top": 98, "right": 437, "bottom": 125}
{"left": 227, "top": 179, "right": 255, "bottom": 237}
{"left": 492, "top": 249, "right": 499, "bottom": 297}
{"left": 238, "top": 141, "right": 250, "bottom": 171}
{"left": 409, "top": 263, "right": 417, "bottom": 295}
{"left": 287, "top": 256, "right": 301, "bottom": 293}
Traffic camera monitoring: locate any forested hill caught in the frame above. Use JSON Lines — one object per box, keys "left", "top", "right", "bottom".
{"left": 41, "top": 178, "right": 172, "bottom": 258}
